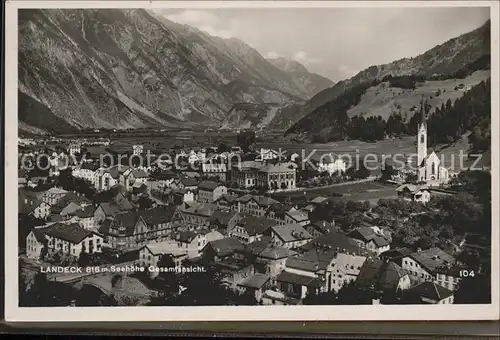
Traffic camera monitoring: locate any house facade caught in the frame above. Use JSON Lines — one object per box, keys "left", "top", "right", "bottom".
{"left": 45, "top": 223, "right": 103, "bottom": 257}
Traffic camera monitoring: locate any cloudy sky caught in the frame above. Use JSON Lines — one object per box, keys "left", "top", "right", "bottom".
{"left": 153, "top": 7, "right": 490, "bottom": 82}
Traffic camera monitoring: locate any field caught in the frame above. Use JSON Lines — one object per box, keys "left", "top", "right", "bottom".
{"left": 347, "top": 70, "right": 490, "bottom": 121}
{"left": 273, "top": 180, "right": 398, "bottom": 204}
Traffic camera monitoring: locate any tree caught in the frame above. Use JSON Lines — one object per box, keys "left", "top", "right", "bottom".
{"left": 217, "top": 142, "right": 230, "bottom": 153}
{"left": 138, "top": 196, "right": 153, "bottom": 210}
{"left": 236, "top": 131, "right": 256, "bottom": 152}
{"left": 78, "top": 246, "right": 90, "bottom": 267}
{"left": 381, "top": 161, "right": 396, "bottom": 181}
{"left": 235, "top": 290, "right": 258, "bottom": 305}
{"left": 21, "top": 272, "right": 79, "bottom": 307}
{"left": 155, "top": 254, "right": 180, "bottom": 298}
{"left": 454, "top": 274, "right": 491, "bottom": 304}
{"left": 175, "top": 263, "right": 238, "bottom": 306}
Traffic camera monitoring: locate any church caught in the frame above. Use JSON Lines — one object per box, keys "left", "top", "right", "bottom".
{"left": 416, "top": 97, "right": 450, "bottom": 186}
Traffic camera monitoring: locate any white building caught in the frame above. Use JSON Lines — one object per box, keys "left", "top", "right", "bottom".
{"left": 318, "top": 155, "right": 346, "bottom": 175}
{"left": 132, "top": 145, "right": 144, "bottom": 155}
{"left": 44, "top": 223, "right": 103, "bottom": 257}
{"left": 416, "top": 97, "right": 450, "bottom": 186}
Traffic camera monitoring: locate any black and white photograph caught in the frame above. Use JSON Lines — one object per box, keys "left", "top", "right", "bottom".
{"left": 4, "top": 0, "right": 499, "bottom": 322}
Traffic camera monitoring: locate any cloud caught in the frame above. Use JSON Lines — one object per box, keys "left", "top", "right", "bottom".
{"left": 163, "top": 10, "right": 234, "bottom": 39}
{"left": 337, "top": 65, "right": 359, "bottom": 79}
{"left": 292, "top": 51, "right": 322, "bottom": 65}
{"left": 265, "top": 51, "right": 279, "bottom": 59}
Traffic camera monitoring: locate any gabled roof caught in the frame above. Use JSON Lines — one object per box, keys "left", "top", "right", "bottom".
{"left": 197, "top": 180, "right": 221, "bottom": 191}
{"left": 409, "top": 247, "right": 456, "bottom": 274}
{"left": 45, "top": 223, "right": 94, "bottom": 244}
{"left": 209, "top": 210, "right": 237, "bottom": 226}
{"left": 97, "top": 202, "right": 121, "bottom": 217}
{"left": 300, "top": 231, "right": 366, "bottom": 255}
{"left": 180, "top": 202, "right": 216, "bottom": 217}
{"left": 236, "top": 215, "right": 276, "bottom": 236}
{"left": 310, "top": 196, "right": 329, "bottom": 204}
{"left": 31, "top": 228, "right": 49, "bottom": 243}
{"left": 98, "top": 219, "right": 113, "bottom": 235}
{"left": 409, "top": 281, "right": 454, "bottom": 301}
{"left": 271, "top": 224, "right": 312, "bottom": 243}
{"left": 244, "top": 239, "right": 296, "bottom": 259}
{"left": 258, "top": 162, "right": 296, "bottom": 173}
{"left": 237, "top": 194, "right": 279, "bottom": 207}
{"left": 204, "top": 237, "right": 244, "bottom": 257}
{"left": 215, "top": 194, "right": 238, "bottom": 204}
{"left": 348, "top": 227, "right": 391, "bottom": 247}
{"left": 179, "top": 177, "right": 199, "bottom": 187}
{"left": 111, "top": 206, "right": 177, "bottom": 236}
{"left": 276, "top": 271, "right": 322, "bottom": 287}
{"left": 68, "top": 205, "right": 96, "bottom": 218}
{"left": 237, "top": 273, "right": 270, "bottom": 289}
{"left": 356, "top": 258, "right": 407, "bottom": 291}
{"left": 44, "top": 187, "right": 68, "bottom": 195}
{"left": 130, "top": 168, "right": 148, "bottom": 178}
{"left": 176, "top": 231, "right": 197, "bottom": 243}
{"left": 142, "top": 241, "right": 187, "bottom": 257}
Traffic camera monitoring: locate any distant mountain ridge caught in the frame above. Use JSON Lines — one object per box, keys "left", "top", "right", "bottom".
{"left": 18, "top": 9, "right": 333, "bottom": 134}
{"left": 286, "top": 19, "right": 491, "bottom": 140}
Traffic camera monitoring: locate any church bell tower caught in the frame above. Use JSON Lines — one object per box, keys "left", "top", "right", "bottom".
{"left": 417, "top": 96, "right": 427, "bottom": 168}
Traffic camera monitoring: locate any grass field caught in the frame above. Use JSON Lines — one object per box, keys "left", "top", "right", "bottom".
{"left": 347, "top": 70, "right": 490, "bottom": 121}
{"left": 273, "top": 180, "right": 398, "bottom": 204}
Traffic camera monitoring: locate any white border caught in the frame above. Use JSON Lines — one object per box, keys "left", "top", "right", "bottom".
{"left": 5, "top": 0, "right": 500, "bottom": 322}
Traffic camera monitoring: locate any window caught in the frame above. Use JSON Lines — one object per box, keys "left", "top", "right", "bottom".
{"left": 431, "top": 162, "right": 436, "bottom": 175}
{"left": 420, "top": 134, "right": 424, "bottom": 143}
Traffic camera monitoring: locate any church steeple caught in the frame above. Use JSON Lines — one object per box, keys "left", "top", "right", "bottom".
{"left": 419, "top": 95, "right": 427, "bottom": 127}
{"left": 417, "top": 95, "right": 428, "bottom": 169}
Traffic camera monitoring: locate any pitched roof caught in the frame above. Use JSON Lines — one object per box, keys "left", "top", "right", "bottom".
{"left": 176, "top": 231, "right": 197, "bottom": 243}
{"left": 180, "top": 202, "right": 216, "bottom": 217}
{"left": 237, "top": 273, "right": 270, "bottom": 289}
{"left": 209, "top": 210, "right": 237, "bottom": 226}
{"left": 348, "top": 227, "right": 391, "bottom": 247}
{"left": 356, "top": 258, "right": 407, "bottom": 291}
{"left": 180, "top": 178, "right": 199, "bottom": 187}
{"left": 143, "top": 241, "right": 187, "bottom": 257}
{"left": 98, "top": 202, "right": 122, "bottom": 217}
{"left": 237, "top": 215, "right": 276, "bottom": 236}
{"left": 215, "top": 194, "right": 238, "bottom": 204}
{"left": 237, "top": 194, "right": 279, "bottom": 207}
{"left": 286, "top": 247, "right": 339, "bottom": 272}
{"left": 205, "top": 237, "right": 244, "bottom": 257}
{"left": 409, "top": 281, "right": 454, "bottom": 301}
{"left": 44, "top": 187, "right": 68, "bottom": 195}
{"left": 197, "top": 180, "right": 221, "bottom": 191}
{"left": 300, "top": 231, "right": 366, "bottom": 255}
{"left": 271, "top": 224, "right": 312, "bottom": 243}
{"left": 244, "top": 239, "right": 296, "bottom": 259}
{"left": 380, "top": 247, "right": 412, "bottom": 260}
{"left": 286, "top": 210, "right": 309, "bottom": 222}
{"left": 276, "top": 271, "right": 322, "bottom": 287}
{"left": 310, "top": 196, "right": 329, "bottom": 204}
{"left": 112, "top": 206, "right": 177, "bottom": 236}
{"left": 258, "top": 162, "right": 296, "bottom": 173}
{"left": 131, "top": 168, "right": 148, "bottom": 178}
{"left": 45, "top": 223, "right": 94, "bottom": 243}
{"left": 31, "top": 228, "right": 48, "bottom": 243}
{"left": 68, "top": 205, "right": 96, "bottom": 218}
{"left": 98, "top": 219, "right": 113, "bottom": 235}
{"left": 409, "top": 248, "right": 456, "bottom": 274}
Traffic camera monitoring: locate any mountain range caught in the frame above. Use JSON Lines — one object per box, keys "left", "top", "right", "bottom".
{"left": 18, "top": 9, "right": 333, "bottom": 134}
{"left": 18, "top": 10, "right": 490, "bottom": 136}
{"left": 286, "top": 19, "right": 491, "bottom": 140}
